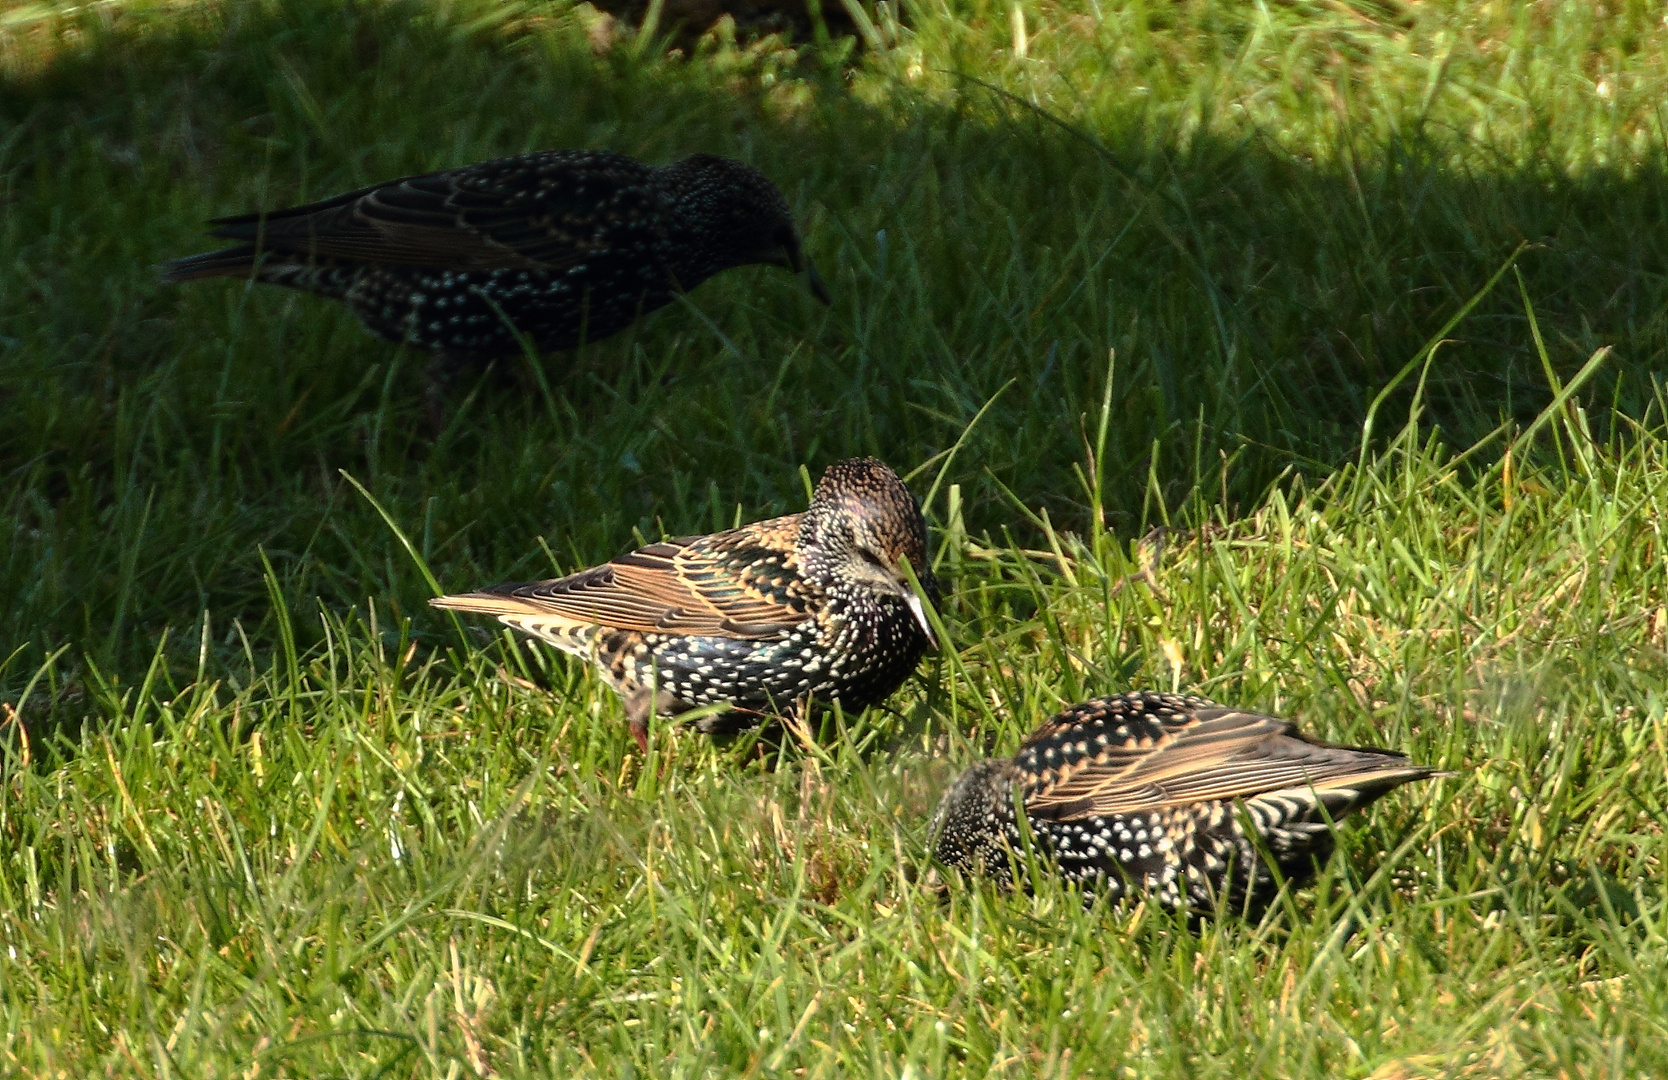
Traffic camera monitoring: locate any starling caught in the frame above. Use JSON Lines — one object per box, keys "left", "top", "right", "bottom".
{"left": 431, "top": 457, "right": 937, "bottom": 749}
{"left": 159, "top": 150, "right": 828, "bottom": 362}
{"left": 930, "top": 692, "right": 1439, "bottom": 914}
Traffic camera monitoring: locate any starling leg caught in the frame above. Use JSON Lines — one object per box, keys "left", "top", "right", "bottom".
{"left": 623, "top": 685, "right": 657, "bottom": 753}
{"left": 424, "top": 351, "right": 464, "bottom": 437}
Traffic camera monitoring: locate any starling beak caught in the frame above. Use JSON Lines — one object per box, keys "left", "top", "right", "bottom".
{"left": 804, "top": 258, "right": 831, "bottom": 306}
{"left": 780, "top": 236, "right": 831, "bottom": 306}
{"left": 902, "top": 591, "right": 938, "bottom": 650}
{"left": 159, "top": 149, "right": 824, "bottom": 360}
{"left": 432, "top": 457, "right": 937, "bottom": 750}
{"left": 930, "top": 692, "right": 1441, "bottom": 915}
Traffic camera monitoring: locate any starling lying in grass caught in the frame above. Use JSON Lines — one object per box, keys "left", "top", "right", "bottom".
{"left": 432, "top": 458, "right": 937, "bottom": 750}
{"left": 159, "top": 149, "right": 828, "bottom": 368}
{"left": 930, "top": 692, "right": 1439, "bottom": 914}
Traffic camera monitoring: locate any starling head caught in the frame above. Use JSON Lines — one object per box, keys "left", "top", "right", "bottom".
{"left": 930, "top": 759, "right": 1021, "bottom": 882}
{"left": 664, "top": 153, "right": 830, "bottom": 303}
{"left": 802, "top": 457, "right": 937, "bottom": 646}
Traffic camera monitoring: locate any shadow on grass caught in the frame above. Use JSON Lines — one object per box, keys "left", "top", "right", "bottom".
{"left": 2, "top": 0, "right": 1667, "bottom": 681}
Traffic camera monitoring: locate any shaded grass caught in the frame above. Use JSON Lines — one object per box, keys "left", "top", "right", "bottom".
{"left": 3, "top": 0, "right": 1668, "bottom": 1075}
{"left": 6, "top": 0, "right": 1668, "bottom": 675}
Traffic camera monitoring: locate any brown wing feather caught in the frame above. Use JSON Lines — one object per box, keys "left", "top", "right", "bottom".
{"left": 431, "top": 515, "right": 812, "bottom": 639}
{"left": 204, "top": 155, "right": 664, "bottom": 271}
{"left": 1026, "top": 709, "right": 1425, "bottom": 818}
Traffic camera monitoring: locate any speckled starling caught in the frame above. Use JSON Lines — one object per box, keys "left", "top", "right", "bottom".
{"left": 431, "top": 457, "right": 937, "bottom": 749}
{"left": 930, "top": 692, "right": 1439, "bottom": 914}
{"left": 159, "top": 150, "right": 828, "bottom": 360}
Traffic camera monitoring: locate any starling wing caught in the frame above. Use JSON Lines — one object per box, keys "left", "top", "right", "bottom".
{"left": 430, "top": 516, "right": 813, "bottom": 640}
{"left": 161, "top": 153, "right": 665, "bottom": 279}
{"left": 1022, "top": 704, "right": 1436, "bottom": 821}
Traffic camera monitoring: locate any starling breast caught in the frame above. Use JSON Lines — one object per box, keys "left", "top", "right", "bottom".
{"left": 431, "top": 457, "right": 937, "bottom": 749}
{"left": 930, "top": 692, "right": 1440, "bottom": 914}
{"left": 160, "top": 150, "right": 827, "bottom": 360}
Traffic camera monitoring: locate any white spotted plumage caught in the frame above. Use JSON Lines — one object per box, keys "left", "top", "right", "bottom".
{"left": 160, "top": 150, "right": 822, "bottom": 362}
{"left": 931, "top": 692, "right": 1440, "bottom": 914}
{"left": 433, "top": 458, "right": 934, "bottom": 747}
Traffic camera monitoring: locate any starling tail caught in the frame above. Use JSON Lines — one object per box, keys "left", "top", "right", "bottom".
{"left": 158, "top": 244, "right": 269, "bottom": 282}
{"left": 930, "top": 692, "right": 1440, "bottom": 915}
{"left": 432, "top": 457, "right": 937, "bottom": 750}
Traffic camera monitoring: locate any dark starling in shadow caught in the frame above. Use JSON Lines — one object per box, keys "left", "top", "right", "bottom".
{"left": 160, "top": 149, "right": 828, "bottom": 410}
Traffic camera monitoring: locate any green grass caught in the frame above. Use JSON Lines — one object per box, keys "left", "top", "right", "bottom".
{"left": 3, "top": 0, "right": 1667, "bottom": 1074}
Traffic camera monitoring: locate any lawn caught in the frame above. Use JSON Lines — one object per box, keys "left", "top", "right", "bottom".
{"left": 2, "top": 0, "right": 1666, "bottom": 1075}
